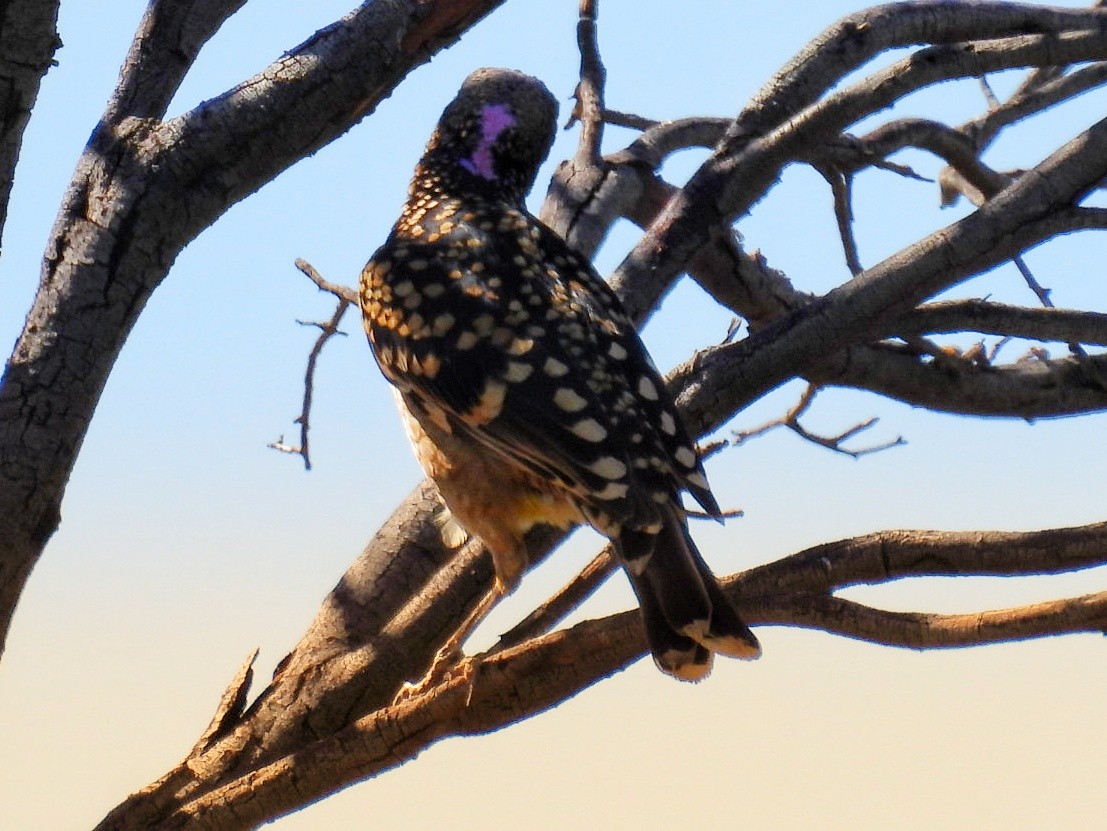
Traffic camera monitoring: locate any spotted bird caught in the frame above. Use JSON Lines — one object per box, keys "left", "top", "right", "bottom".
{"left": 359, "top": 68, "right": 760, "bottom": 680}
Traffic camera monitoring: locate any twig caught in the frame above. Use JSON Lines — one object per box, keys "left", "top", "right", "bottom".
{"left": 268, "top": 259, "right": 355, "bottom": 470}
{"left": 892, "top": 299, "right": 1107, "bottom": 346}
{"left": 979, "top": 74, "right": 1002, "bottom": 110}
{"left": 687, "top": 507, "right": 744, "bottom": 521}
{"left": 732, "top": 385, "right": 905, "bottom": 459}
{"left": 724, "top": 316, "right": 744, "bottom": 343}
{"left": 987, "top": 336, "right": 1013, "bottom": 364}
{"left": 819, "top": 164, "right": 863, "bottom": 275}
{"left": 1012, "top": 254, "right": 1088, "bottom": 360}
{"left": 601, "top": 107, "right": 658, "bottom": 131}
{"left": 494, "top": 547, "right": 618, "bottom": 650}
{"left": 293, "top": 256, "right": 358, "bottom": 304}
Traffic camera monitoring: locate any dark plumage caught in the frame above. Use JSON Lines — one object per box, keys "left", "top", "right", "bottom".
{"left": 359, "top": 67, "right": 760, "bottom": 680}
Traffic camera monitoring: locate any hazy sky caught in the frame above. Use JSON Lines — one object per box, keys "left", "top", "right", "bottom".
{"left": 2, "top": 2, "right": 1106, "bottom": 829}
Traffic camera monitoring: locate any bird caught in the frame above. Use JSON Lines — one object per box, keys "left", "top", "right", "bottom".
{"left": 359, "top": 67, "right": 760, "bottom": 681}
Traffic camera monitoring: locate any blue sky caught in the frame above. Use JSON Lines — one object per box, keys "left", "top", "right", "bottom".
{"left": 2, "top": 2, "right": 1106, "bottom": 828}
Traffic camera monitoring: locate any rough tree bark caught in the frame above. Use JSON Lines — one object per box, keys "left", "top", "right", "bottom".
{"left": 2, "top": 1, "right": 1107, "bottom": 829}
{"left": 0, "top": 0, "right": 505, "bottom": 658}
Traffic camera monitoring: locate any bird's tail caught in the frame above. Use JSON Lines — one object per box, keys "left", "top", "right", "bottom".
{"left": 616, "top": 510, "right": 760, "bottom": 681}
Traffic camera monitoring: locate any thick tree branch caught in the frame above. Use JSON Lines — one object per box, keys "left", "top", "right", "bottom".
{"left": 0, "top": 0, "right": 505, "bottom": 658}
{"left": 613, "top": 22, "right": 1107, "bottom": 319}
{"left": 141, "top": 522, "right": 1107, "bottom": 828}
{"left": 733, "top": 2, "right": 1107, "bottom": 146}
{"left": 104, "top": 0, "right": 248, "bottom": 124}
{"left": 671, "top": 124, "right": 1107, "bottom": 436}
{"left": 0, "top": 0, "right": 61, "bottom": 236}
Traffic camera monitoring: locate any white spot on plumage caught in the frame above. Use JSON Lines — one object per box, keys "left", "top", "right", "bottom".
{"left": 543, "top": 357, "right": 570, "bottom": 377}
{"left": 504, "top": 361, "right": 534, "bottom": 383}
{"left": 624, "top": 550, "right": 651, "bottom": 575}
{"left": 472, "top": 314, "right": 495, "bottom": 335}
{"left": 674, "top": 446, "right": 697, "bottom": 468}
{"left": 569, "top": 418, "right": 607, "bottom": 442}
{"left": 637, "top": 376, "right": 660, "bottom": 401}
{"left": 456, "top": 330, "right": 478, "bottom": 350}
{"left": 607, "top": 341, "right": 628, "bottom": 360}
{"left": 593, "top": 481, "right": 629, "bottom": 500}
{"left": 432, "top": 313, "right": 455, "bottom": 336}
{"left": 589, "top": 456, "right": 627, "bottom": 480}
{"left": 685, "top": 471, "right": 711, "bottom": 491}
{"left": 417, "top": 353, "right": 441, "bottom": 378}
{"left": 659, "top": 411, "right": 677, "bottom": 436}
{"left": 553, "top": 387, "right": 588, "bottom": 412}
{"left": 507, "top": 337, "right": 534, "bottom": 356}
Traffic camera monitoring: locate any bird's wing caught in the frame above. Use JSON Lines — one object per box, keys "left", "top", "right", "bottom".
{"left": 364, "top": 227, "right": 719, "bottom": 527}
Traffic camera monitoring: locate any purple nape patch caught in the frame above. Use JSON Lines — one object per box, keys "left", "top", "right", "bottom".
{"left": 460, "top": 103, "right": 517, "bottom": 181}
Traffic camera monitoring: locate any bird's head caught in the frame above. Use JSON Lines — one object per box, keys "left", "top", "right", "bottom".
{"left": 417, "top": 68, "right": 559, "bottom": 204}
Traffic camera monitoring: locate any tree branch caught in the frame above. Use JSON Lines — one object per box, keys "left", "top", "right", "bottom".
{"left": 0, "top": 0, "right": 62, "bottom": 236}
{"left": 268, "top": 260, "right": 354, "bottom": 471}
{"left": 611, "top": 10, "right": 1107, "bottom": 318}
{"left": 104, "top": 0, "right": 248, "bottom": 124}
{"left": 0, "top": 0, "right": 506, "bottom": 658}
{"left": 897, "top": 300, "right": 1107, "bottom": 345}
{"left": 732, "top": 384, "right": 905, "bottom": 458}
{"left": 134, "top": 521, "right": 1107, "bottom": 829}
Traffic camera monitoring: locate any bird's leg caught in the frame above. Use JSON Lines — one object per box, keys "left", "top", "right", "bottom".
{"left": 393, "top": 577, "right": 508, "bottom": 704}
{"left": 429, "top": 580, "right": 506, "bottom": 674}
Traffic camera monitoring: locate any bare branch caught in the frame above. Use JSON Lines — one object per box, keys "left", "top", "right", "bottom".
{"left": 1009, "top": 254, "right": 1094, "bottom": 362}
{"left": 732, "top": 385, "right": 904, "bottom": 458}
{"left": 570, "top": 0, "right": 605, "bottom": 163}
{"left": 734, "top": 4, "right": 1107, "bottom": 146}
{"left": 495, "top": 547, "right": 617, "bottom": 650}
{"left": 104, "top": 0, "right": 248, "bottom": 124}
{"left": 818, "top": 164, "right": 864, "bottom": 275}
{"left": 267, "top": 260, "right": 355, "bottom": 470}
{"left": 612, "top": 18, "right": 1107, "bottom": 319}
{"left": 761, "top": 591, "right": 1107, "bottom": 649}
{"left": 741, "top": 523, "right": 1107, "bottom": 597}
{"left": 600, "top": 107, "right": 658, "bottom": 131}
{"left": 270, "top": 268, "right": 353, "bottom": 471}
{"left": 293, "top": 257, "right": 359, "bottom": 305}
{"left": 143, "top": 521, "right": 1107, "bottom": 827}
{"left": 896, "top": 300, "right": 1107, "bottom": 346}
{"left": 671, "top": 125, "right": 1107, "bottom": 437}
{"left": 972, "top": 61, "right": 1107, "bottom": 146}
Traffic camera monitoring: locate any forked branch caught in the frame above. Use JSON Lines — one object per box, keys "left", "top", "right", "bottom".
{"left": 268, "top": 259, "right": 356, "bottom": 470}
